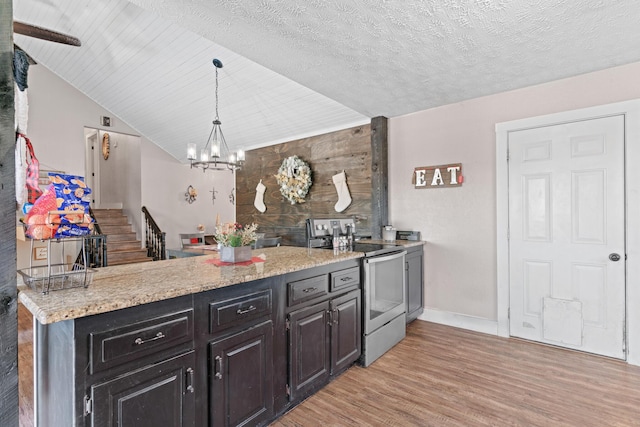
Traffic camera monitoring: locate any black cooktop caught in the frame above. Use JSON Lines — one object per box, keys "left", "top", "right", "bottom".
{"left": 321, "top": 242, "right": 403, "bottom": 257}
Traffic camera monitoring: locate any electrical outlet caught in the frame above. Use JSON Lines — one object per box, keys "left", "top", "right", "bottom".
{"left": 33, "top": 247, "right": 48, "bottom": 261}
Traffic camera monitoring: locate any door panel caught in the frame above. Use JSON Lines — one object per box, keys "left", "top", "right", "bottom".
{"left": 91, "top": 351, "right": 195, "bottom": 427}
{"left": 508, "top": 115, "right": 625, "bottom": 359}
{"left": 209, "top": 321, "right": 273, "bottom": 427}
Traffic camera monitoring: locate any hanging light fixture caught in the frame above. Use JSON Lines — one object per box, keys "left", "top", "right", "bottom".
{"left": 187, "top": 58, "right": 245, "bottom": 171}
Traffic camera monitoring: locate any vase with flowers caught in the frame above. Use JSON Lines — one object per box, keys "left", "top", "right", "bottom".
{"left": 214, "top": 222, "right": 258, "bottom": 263}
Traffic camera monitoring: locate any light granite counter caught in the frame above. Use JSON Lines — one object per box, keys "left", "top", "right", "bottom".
{"left": 19, "top": 246, "right": 363, "bottom": 325}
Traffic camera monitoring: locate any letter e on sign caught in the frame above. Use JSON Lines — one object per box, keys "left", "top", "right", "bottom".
{"left": 412, "top": 163, "right": 463, "bottom": 189}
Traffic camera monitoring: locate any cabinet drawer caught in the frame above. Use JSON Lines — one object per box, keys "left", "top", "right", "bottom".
{"left": 90, "top": 309, "right": 194, "bottom": 374}
{"left": 330, "top": 267, "right": 360, "bottom": 292}
{"left": 288, "top": 275, "right": 329, "bottom": 306}
{"left": 209, "top": 289, "right": 272, "bottom": 334}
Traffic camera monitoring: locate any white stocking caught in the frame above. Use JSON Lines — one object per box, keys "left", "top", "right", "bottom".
{"left": 254, "top": 180, "right": 266, "bottom": 213}
{"left": 332, "top": 171, "right": 352, "bottom": 212}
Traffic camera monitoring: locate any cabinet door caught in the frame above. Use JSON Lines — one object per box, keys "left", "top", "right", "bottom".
{"left": 90, "top": 351, "right": 196, "bottom": 427}
{"left": 406, "top": 249, "right": 424, "bottom": 323}
{"left": 288, "top": 301, "right": 331, "bottom": 401}
{"left": 209, "top": 321, "right": 273, "bottom": 427}
{"left": 331, "top": 290, "right": 361, "bottom": 374}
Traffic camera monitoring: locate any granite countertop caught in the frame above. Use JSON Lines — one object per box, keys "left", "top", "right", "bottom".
{"left": 18, "top": 246, "right": 363, "bottom": 325}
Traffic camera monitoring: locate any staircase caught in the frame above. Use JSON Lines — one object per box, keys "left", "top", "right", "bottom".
{"left": 92, "top": 209, "right": 153, "bottom": 266}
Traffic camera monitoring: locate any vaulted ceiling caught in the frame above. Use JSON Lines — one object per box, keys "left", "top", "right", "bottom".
{"left": 13, "top": 0, "right": 640, "bottom": 162}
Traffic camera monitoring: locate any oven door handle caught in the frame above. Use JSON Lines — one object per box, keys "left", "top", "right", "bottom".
{"left": 363, "top": 250, "right": 406, "bottom": 264}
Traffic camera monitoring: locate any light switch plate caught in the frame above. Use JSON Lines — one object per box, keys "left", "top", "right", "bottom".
{"left": 33, "top": 247, "right": 48, "bottom": 261}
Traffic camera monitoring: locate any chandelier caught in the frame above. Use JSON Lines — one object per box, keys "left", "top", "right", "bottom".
{"left": 187, "top": 58, "right": 245, "bottom": 171}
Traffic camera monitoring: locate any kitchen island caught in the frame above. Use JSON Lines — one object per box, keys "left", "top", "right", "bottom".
{"left": 19, "top": 246, "right": 365, "bottom": 427}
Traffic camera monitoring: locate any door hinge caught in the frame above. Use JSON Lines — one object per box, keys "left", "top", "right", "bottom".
{"left": 285, "top": 318, "right": 290, "bottom": 331}
{"left": 84, "top": 395, "right": 92, "bottom": 415}
{"left": 623, "top": 322, "right": 627, "bottom": 354}
{"left": 286, "top": 384, "right": 291, "bottom": 397}
{"left": 507, "top": 307, "right": 510, "bottom": 320}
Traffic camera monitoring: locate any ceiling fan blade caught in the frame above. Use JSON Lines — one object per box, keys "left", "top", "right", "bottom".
{"left": 13, "top": 21, "right": 81, "bottom": 47}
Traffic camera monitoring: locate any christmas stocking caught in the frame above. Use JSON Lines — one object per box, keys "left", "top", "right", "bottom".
{"left": 332, "top": 171, "right": 352, "bottom": 212}
{"left": 254, "top": 180, "right": 266, "bottom": 213}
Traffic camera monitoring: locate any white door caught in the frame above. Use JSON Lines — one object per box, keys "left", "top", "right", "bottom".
{"left": 508, "top": 115, "right": 625, "bottom": 359}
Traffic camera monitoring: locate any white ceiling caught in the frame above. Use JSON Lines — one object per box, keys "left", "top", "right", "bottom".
{"left": 13, "top": 0, "right": 640, "bottom": 162}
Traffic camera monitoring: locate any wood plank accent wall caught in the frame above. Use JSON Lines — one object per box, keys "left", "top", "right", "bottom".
{"left": 0, "top": 0, "right": 19, "bottom": 424}
{"left": 237, "top": 123, "right": 377, "bottom": 247}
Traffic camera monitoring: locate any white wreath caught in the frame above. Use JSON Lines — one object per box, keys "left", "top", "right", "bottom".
{"left": 275, "top": 155, "right": 312, "bottom": 204}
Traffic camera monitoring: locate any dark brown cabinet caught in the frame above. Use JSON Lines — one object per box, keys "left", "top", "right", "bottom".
{"left": 331, "top": 290, "right": 361, "bottom": 373}
{"left": 405, "top": 245, "right": 424, "bottom": 323}
{"left": 287, "top": 289, "right": 361, "bottom": 402}
{"left": 90, "top": 351, "right": 196, "bottom": 427}
{"left": 209, "top": 320, "right": 274, "bottom": 427}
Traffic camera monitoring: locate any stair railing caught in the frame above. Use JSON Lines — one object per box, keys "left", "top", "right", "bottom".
{"left": 73, "top": 207, "right": 107, "bottom": 267}
{"left": 142, "top": 206, "right": 166, "bottom": 261}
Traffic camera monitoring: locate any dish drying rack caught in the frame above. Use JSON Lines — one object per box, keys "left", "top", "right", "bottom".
{"left": 18, "top": 212, "right": 96, "bottom": 294}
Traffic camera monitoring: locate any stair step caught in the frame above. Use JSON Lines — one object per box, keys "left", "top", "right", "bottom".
{"left": 104, "top": 232, "right": 138, "bottom": 242}
{"left": 92, "top": 208, "right": 124, "bottom": 217}
{"left": 95, "top": 216, "right": 129, "bottom": 226}
{"left": 107, "top": 249, "right": 149, "bottom": 263}
{"left": 108, "top": 240, "right": 142, "bottom": 251}
{"left": 100, "top": 224, "right": 136, "bottom": 235}
{"left": 108, "top": 257, "right": 154, "bottom": 266}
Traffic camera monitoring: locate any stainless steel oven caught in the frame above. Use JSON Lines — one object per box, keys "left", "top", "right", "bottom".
{"left": 361, "top": 248, "right": 406, "bottom": 366}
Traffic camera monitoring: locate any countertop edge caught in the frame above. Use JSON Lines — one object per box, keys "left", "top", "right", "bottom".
{"left": 19, "top": 246, "right": 364, "bottom": 325}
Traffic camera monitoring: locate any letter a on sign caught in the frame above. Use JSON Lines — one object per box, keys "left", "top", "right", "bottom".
{"left": 412, "top": 163, "right": 463, "bottom": 189}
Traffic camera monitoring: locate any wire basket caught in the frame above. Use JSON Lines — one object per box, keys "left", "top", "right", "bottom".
{"left": 18, "top": 262, "right": 95, "bottom": 294}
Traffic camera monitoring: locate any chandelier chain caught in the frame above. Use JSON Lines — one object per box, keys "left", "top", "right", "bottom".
{"left": 215, "top": 65, "right": 219, "bottom": 121}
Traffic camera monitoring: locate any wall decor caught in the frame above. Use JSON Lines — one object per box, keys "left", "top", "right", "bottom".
{"left": 413, "top": 163, "right": 463, "bottom": 188}
{"left": 185, "top": 185, "right": 198, "bottom": 203}
{"left": 210, "top": 186, "right": 218, "bottom": 205}
{"left": 275, "top": 155, "right": 312, "bottom": 204}
{"left": 229, "top": 188, "right": 235, "bottom": 205}
{"left": 101, "top": 132, "right": 110, "bottom": 160}
{"left": 332, "top": 170, "right": 351, "bottom": 212}
{"left": 254, "top": 179, "right": 266, "bottom": 213}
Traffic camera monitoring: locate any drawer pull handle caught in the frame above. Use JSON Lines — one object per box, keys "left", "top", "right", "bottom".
{"left": 302, "top": 287, "right": 318, "bottom": 293}
{"left": 340, "top": 276, "right": 352, "bottom": 282}
{"left": 236, "top": 305, "right": 257, "bottom": 315}
{"left": 215, "top": 355, "right": 223, "bottom": 380}
{"left": 186, "top": 367, "right": 195, "bottom": 393}
{"left": 134, "top": 331, "right": 165, "bottom": 345}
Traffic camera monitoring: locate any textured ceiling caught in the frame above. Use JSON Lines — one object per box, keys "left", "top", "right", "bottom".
{"left": 13, "top": 0, "right": 640, "bottom": 162}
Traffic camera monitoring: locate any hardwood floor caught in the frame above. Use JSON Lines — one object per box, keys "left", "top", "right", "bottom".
{"left": 273, "top": 321, "right": 640, "bottom": 427}
{"left": 18, "top": 305, "right": 640, "bottom": 426}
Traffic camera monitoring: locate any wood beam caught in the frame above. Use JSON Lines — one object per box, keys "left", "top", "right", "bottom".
{"left": 370, "top": 116, "right": 388, "bottom": 239}
{"left": 0, "top": 0, "right": 18, "bottom": 425}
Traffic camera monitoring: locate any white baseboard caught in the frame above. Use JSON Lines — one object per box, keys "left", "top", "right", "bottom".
{"left": 418, "top": 308, "right": 499, "bottom": 336}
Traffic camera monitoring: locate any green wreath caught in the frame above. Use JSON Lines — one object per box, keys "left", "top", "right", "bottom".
{"left": 275, "top": 155, "right": 312, "bottom": 204}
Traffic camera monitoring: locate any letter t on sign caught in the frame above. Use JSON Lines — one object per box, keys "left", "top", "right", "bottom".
{"left": 412, "top": 163, "right": 463, "bottom": 189}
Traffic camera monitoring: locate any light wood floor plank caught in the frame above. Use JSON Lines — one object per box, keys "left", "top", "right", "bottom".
{"left": 272, "top": 321, "right": 640, "bottom": 427}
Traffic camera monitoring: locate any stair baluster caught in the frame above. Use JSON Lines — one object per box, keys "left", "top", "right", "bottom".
{"left": 142, "top": 206, "right": 166, "bottom": 261}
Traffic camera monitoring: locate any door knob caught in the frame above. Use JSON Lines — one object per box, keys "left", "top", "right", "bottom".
{"left": 609, "top": 253, "right": 621, "bottom": 262}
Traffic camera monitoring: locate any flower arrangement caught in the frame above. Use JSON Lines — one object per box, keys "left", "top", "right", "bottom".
{"left": 275, "top": 155, "right": 312, "bottom": 204}
{"left": 214, "top": 222, "right": 258, "bottom": 247}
